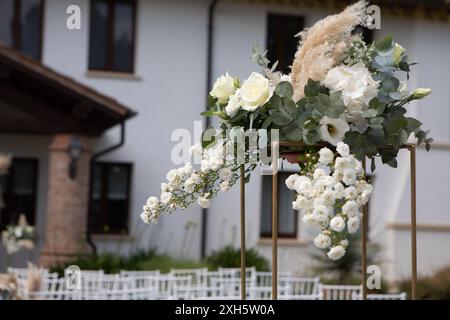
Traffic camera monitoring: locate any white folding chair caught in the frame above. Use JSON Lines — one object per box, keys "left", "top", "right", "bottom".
{"left": 280, "top": 276, "right": 321, "bottom": 300}
{"left": 352, "top": 292, "right": 407, "bottom": 300}
{"left": 319, "top": 284, "right": 362, "bottom": 300}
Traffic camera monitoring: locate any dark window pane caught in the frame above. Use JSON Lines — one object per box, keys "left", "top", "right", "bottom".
{"left": 0, "top": 0, "right": 14, "bottom": 45}
{"left": 260, "top": 172, "right": 297, "bottom": 238}
{"left": 267, "top": 14, "right": 304, "bottom": 74}
{"left": 112, "top": 2, "right": 134, "bottom": 72}
{"left": 20, "top": 0, "right": 42, "bottom": 59}
{"left": 91, "top": 163, "right": 131, "bottom": 234}
{"left": 89, "top": 0, "right": 109, "bottom": 70}
{"left": 353, "top": 25, "right": 373, "bottom": 44}
{"left": 0, "top": 159, "right": 38, "bottom": 229}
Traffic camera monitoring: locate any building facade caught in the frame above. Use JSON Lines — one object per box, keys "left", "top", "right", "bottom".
{"left": 1, "top": 0, "right": 450, "bottom": 281}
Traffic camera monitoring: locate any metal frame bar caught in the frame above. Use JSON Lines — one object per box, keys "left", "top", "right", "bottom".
{"left": 263, "top": 141, "right": 418, "bottom": 300}
{"left": 240, "top": 165, "right": 246, "bottom": 300}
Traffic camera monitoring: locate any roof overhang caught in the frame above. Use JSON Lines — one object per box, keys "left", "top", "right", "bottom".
{"left": 0, "top": 44, "right": 136, "bottom": 136}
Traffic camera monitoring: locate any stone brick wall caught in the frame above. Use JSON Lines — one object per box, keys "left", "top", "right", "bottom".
{"left": 40, "top": 134, "right": 91, "bottom": 267}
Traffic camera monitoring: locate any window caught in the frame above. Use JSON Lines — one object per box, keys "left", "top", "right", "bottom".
{"left": 260, "top": 172, "right": 298, "bottom": 238}
{"left": 89, "top": 0, "right": 136, "bottom": 73}
{"left": 0, "top": 158, "right": 38, "bottom": 230}
{"left": 0, "top": 0, "right": 44, "bottom": 60}
{"left": 91, "top": 162, "right": 132, "bottom": 234}
{"left": 266, "top": 13, "right": 304, "bottom": 74}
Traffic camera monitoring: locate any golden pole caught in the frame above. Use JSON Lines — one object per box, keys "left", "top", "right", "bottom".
{"left": 271, "top": 141, "right": 279, "bottom": 300}
{"left": 240, "top": 165, "right": 246, "bottom": 300}
{"left": 409, "top": 145, "right": 417, "bottom": 300}
{"left": 361, "top": 158, "right": 368, "bottom": 300}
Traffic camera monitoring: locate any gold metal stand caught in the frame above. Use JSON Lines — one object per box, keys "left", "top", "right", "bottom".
{"left": 240, "top": 165, "right": 246, "bottom": 300}
{"left": 265, "top": 141, "right": 418, "bottom": 300}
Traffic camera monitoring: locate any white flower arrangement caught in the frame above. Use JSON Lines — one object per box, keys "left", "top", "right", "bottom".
{"left": 1, "top": 214, "right": 36, "bottom": 255}
{"left": 286, "top": 142, "right": 372, "bottom": 260}
{"left": 142, "top": 1, "right": 432, "bottom": 261}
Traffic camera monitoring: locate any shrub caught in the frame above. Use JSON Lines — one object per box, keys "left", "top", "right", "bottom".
{"left": 398, "top": 266, "right": 450, "bottom": 300}
{"left": 51, "top": 249, "right": 205, "bottom": 275}
{"left": 205, "top": 246, "right": 270, "bottom": 271}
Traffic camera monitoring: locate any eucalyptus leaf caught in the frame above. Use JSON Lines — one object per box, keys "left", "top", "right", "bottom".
{"left": 275, "top": 81, "right": 293, "bottom": 98}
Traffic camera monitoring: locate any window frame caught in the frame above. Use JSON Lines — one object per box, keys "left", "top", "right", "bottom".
{"left": 88, "top": 0, "right": 137, "bottom": 74}
{"left": 260, "top": 171, "right": 299, "bottom": 239}
{"left": 266, "top": 12, "right": 304, "bottom": 75}
{"left": 0, "top": 0, "right": 45, "bottom": 60}
{"left": 91, "top": 161, "right": 132, "bottom": 235}
{"left": 0, "top": 157, "right": 39, "bottom": 230}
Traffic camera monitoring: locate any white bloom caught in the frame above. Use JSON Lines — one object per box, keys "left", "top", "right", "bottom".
{"left": 166, "top": 169, "right": 178, "bottom": 183}
{"left": 220, "top": 180, "right": 230, "bottom": 192}
{"left": 14, "top": 229, "right": 23, "bottom": 238}
{"left": 336, "top": 142, "right": 350, "bottom": 157}
{"left": 314, "top": 233, "right": 332, "bottom": 249}
{"left": 358, "top": 190, "right": 372, "bottom": 205}
{"left": 189, "top": 143, "right": 203, "bottom": 157}
{"left": 333, "top": 183, "right": 345, "bottom": 198}
{"left": 327, "top": 245, "right": 346, "bottom": 260}
{"left": 197, "top": 194, "right": 211, "bottom": 209}
{"left": 210, "top": 72, "right": 236, "bottom": 103}
{"left": 313, "top": 168, "right": 327, "bottom": 180}
{"left": 184, "top": 179, "right": 196, "bottom": 193}
{"left": 160, "top": 192, "right": 172, "bottom": 205}
{"left": 140, "top": 213, "right": 150, "bottom": 224}
{"left": 318, "top": 147, "right": 334, "bottom": 164}
{"left": 342, "top": 200, "right": 359, "bottom": 217}
{"left": 190, "top": 172, "right": 202, "bottom": 184}
{"left": 322, "top": 62, "right": 379, "bottom": 114}
{"left": 330, "top": 216, "right": 346, "bottom": 232}
{"left": 319, "top": 116, "right": 350, "bottom": 146}
{"left": 292, "top": 195, "right": 313, "bottom": 212}
{"left": 219, "top": 167, "right": 232, "bottom": 181}
{"left": 294, "top": 176, "right": 313, "bottom": 195}
{"left": 340, "top": 239, "right": 349, "bottom": 247}
{"left": 146, "top": 196, "right": 159, "bottom": 209}
{"left": 335, "top": 157, "right": 352, "bottom": 171}
{"left": 225, "top": 90, "right": 241, "bottom": 117}
{"left": 319, "top": 190, "right": 336, "bottom": 207}
{"left": 161, "top": 182, "right": 173, "bottom": 193}
{"left": 344, "top": 186, "right": 358, "bottom": 200}
{"left": 285, "top": 174, "right": 299, "bottom": 190}
{"left": 347, "top": 216, "right": 360, "bottom": 233}
{"left": 240, "top": 72, "right": 273, "bottom": 111}
{"left": 342, "top": 168, "right": 357, "bottom": 185}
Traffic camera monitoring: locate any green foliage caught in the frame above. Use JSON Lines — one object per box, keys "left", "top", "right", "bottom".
{"left": 50, "top": 250, "right": 204, "bottom": 275}
{"left": 397, "top": 266, "right": 450, "bottom": 299}
{"left": 205, "top": 245, "right": 270, "bottom": 271}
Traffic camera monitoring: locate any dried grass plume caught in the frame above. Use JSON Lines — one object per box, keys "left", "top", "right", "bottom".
{"left": 26, "top": 262, "right": 43, "bottom": 299}
{"left": 290, "top": 0, "right": 368, "bottom": 101}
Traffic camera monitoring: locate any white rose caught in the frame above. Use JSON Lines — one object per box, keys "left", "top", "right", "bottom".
{"left": 327, "top": 245, "right": 346, "bottom": 260}
{"left": 340, "top": 239, "right": 349, "bottom": 247}
{"left": 358, "top": 190, "right": 372, "bottom": 205}
{"left": 166, "top": 169, "right": 178, "bottom": 183}
{"left": 344, "top": 186, "right": 358, "bottom": 200}
{"left": 322, "top": 62, "right": 379, "bottom": 114}
{"left": 313, "top": 168, "right": 327, "bottom": 180}
{"left": 220, "top": 180, "right": 230, "bottom": 192}
{"left": 184, "top": 179, "right": 196, "bottom": 193}
{"left": 210, "top": 72, "right": 236, "bottom": 104}
{"left": 292, "top": 195, "right": 313, "bottom": 212}
{"left": 333, "top": 183, "right": 345, "bottom": 198}
{"left": 330, "top": 216, "right": 346, "bottom": 232}
{"left": 225, "top": 90, "right": 241, "bottom": 117}
{"left": 140, "top": 213, "right": 150, "bottom": 224}
{"left": 342, "top": 168, "right": 357, "bottom": 186}
{"left": 161, "top": 182, "right": 173, "bottom": 192}
{"left": 285, "top": 174, "right": 299, "bottom": 190}
{"left": 318, "top": 147, "right": 334, "bottom": 164}
{"left": 319, "top": 116, "right": 350, "bottom": 146}
{"left": 294, "top": 176, "right": 313, "bottom": 195}
{"left": 319, "top": 189, "right": 336, "bottom": 207}
{"left": 197, "top": 195, "right": 211, "bottom": 209}
{"left": 189, "top": 143, "right": 203, "bottom": 157}
{"left": 342, "top": 200, "right": 359, "bottom": 217}
{"left": 146, "top": 196, "right": 159, "bottom": 209}
{"left": 314, "top": 233, "right": 332, "bottom": 249}
{"left": 347, "top": 216, "right": 360, "bottom": 233}
{"left": 219, "top": 167, "right": 232, "bottom": 181}
{"left": 160, "top": 192, "right": 172, "bottom": 205}
{"left": 240, "top": 72, "right": 273, "bottom": 111}
{"left": 336, "top": 142, "right": 350, "bottom": 157}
